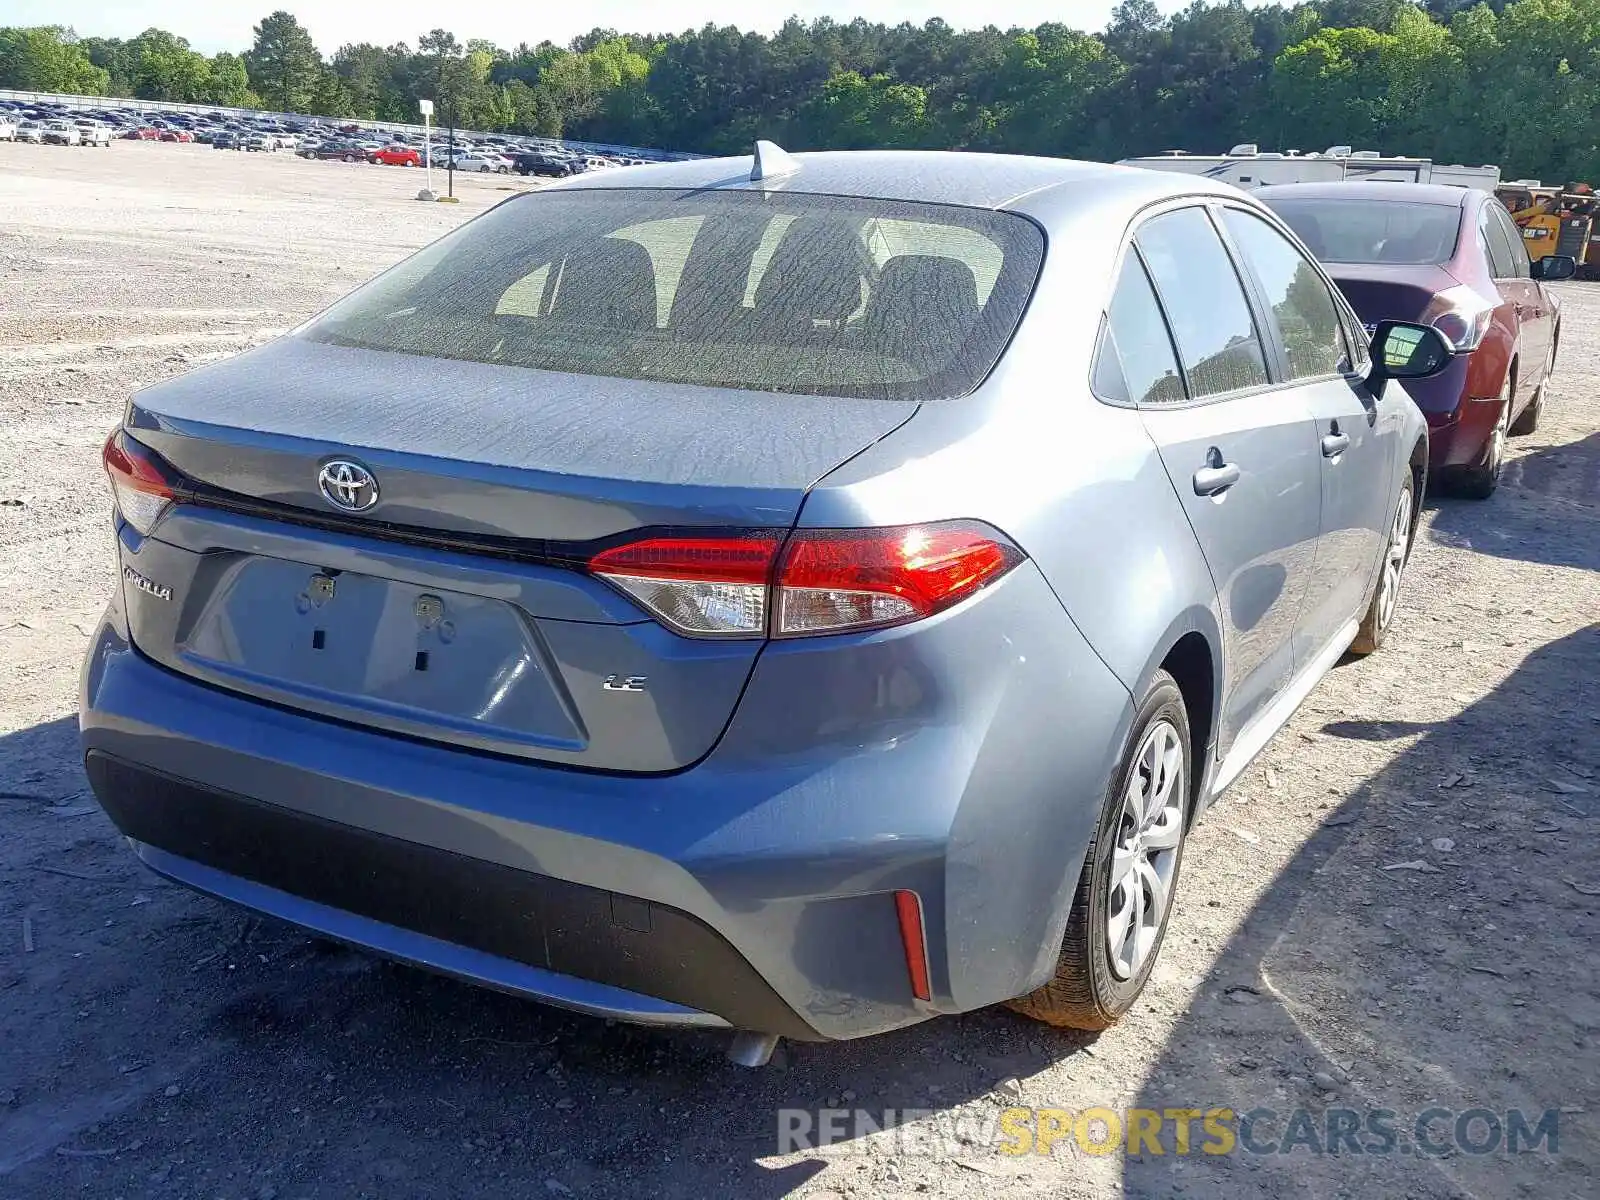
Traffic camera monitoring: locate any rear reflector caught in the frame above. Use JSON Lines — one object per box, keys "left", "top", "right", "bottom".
{"left": 894, "top": 890, "right": 933, "bottom": 1002}
{"left": 587, "top": 522, "right": 1022, "bottom": 639}
{"left": 102, "top": 430, "right": 175, "bottom": 535}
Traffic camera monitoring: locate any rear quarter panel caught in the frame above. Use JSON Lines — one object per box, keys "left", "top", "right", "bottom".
{"left": 796, "top": 194, "right": 1227, "bottom": 998}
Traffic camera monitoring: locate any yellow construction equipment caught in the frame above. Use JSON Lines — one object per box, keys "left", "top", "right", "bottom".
{"left": 1498, "top": 181, "right": 1600, "bottom": 278}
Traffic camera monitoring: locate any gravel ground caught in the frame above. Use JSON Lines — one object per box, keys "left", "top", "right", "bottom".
{"left": 0, "top": 141, "right": 1595, "bottom": 1199}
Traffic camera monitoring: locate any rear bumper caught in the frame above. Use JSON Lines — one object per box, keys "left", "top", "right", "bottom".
{"left": 1423, "top": 395, "right": 1503, "bottom": 471}
{"left": 89, "top": 752, "right": 779, "bottom": 1034}
{"left": 1404, "top": 351, "right": 1501, "bottom": 471}
{"left": 80, "top": 560, "right": 1132, "bottom": 1040}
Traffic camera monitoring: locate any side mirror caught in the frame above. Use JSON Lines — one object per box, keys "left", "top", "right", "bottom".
{"left": 1531, "top": 254, "right": 1577, "bottom": 281}
{"left": 1368, "top": 321, "right": 1454, "bottom": 389}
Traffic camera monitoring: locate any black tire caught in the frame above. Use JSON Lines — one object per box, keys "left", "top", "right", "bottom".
{"left": 1007, "top": 670, "right": 1192, "bottom": 1030}
{"left": 1349, "top": 474, "right": 1414, "bottom": 656}
{"left": 1509, "top": 380, "right": 1544, "bottom": 436}
{"left": 1453, "top": 387, "right": 1510, "bottom": 499}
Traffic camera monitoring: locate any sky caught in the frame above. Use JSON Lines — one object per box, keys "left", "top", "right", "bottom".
{"left": 21, "top": 2, "right": 1185, "bottom": 55}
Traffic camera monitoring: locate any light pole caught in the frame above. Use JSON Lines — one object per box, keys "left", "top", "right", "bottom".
{"left": 419, "top": 98, "right": 435, "bottom": 200}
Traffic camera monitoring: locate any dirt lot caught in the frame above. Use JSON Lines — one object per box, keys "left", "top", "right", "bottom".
{"left": 0, "top": 141, "right": 1595, "bottom": 1199}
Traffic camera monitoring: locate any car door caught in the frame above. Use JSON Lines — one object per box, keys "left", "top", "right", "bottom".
{"left": 1491, "top": 202, "right": 1553, "bottom": 380}
{"left": 1481, "top": 204, "right": 1547, "bottom": 398}
{"left": 1217, "top": 206, "right": 1400, "bottom": 662}
{"left": 1130, "top": 206, "right": 1324, "bottom": 757}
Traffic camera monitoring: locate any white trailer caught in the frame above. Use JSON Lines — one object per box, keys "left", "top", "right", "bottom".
{"left": 1118, "top": 144, "right": 1501, "bottom": 192}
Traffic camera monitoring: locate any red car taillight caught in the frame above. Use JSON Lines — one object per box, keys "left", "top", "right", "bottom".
{"left": 102, "top": 430, "right": 175, "bottom": 535}
{"left": 587, "top": 522, "right": 1023, "bottom": 639}
{"left": 587, "top": 535, "right": 781, "bottom": 637}
{"left": 1428, "top": 286, "right": 1495, "bottom": 352}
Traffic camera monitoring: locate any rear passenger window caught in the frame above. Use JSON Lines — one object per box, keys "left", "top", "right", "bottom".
{"left": 1492, "top": 206, "right": 1531, "bottom": 278}
{"left": 1481, "top": 212, "right": 1516, "bottom": 279}
{"left": 1094, "top": 252, "right": 1186, "bottom": 405}
{"left": 1136, "top": 208, "right": 1269, "bottom": 399}
{"left": 1221, "top": 210, "right": 1346, "bottom": 379}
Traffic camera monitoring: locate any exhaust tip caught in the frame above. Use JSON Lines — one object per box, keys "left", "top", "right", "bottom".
{"left": 727, "top": 1030, "right": 780, "bottom": 1068}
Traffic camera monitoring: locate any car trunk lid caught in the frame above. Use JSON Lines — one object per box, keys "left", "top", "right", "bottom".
{"left": 119, "top": 337, "right": 917, "bottom": 771}
{"left": 1323, "top": 263, "right": 1463, "bottom": 328}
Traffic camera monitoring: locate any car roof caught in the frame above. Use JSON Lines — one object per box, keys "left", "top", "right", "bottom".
{"left": 547, "top": 149, "right": 1246, "bottom": 213}
{"left": 1255, "top": 181, "right": 1476, "bottom": 208}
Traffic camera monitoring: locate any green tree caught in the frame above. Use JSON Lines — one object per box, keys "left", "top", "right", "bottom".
{"left": 80, "top": 35, "right": 135, "bottom": 94}
{"left": 796, "top": 70, "right": 933, "bottom": 149}
{"left": 245, "top": 10, "right": 321, "bottom": 112}
{"left": 207, "top": 52, "right": 255, "bottom": 107}
{"left": 0, "top": 26, "right": 110, "bottom": 93}
{"left": 129, "top": 28, "right": 213, "bottom": 102}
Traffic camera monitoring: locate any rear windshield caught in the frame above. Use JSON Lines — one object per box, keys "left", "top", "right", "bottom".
{"left": 1264, "top": 198, "right": 1462, "bottom": 265}
{"left": 300, "top": 188, "right": 1045, "bottom": 401}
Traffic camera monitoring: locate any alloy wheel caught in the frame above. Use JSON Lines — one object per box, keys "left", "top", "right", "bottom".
{"left": 1486, "top": 395, "right": 1509, "bottom": 482}
{"left": 1376, "top": 484, "right": 1412, "bottom": 633}
{"left": 1106, "top": 719, "right": 1185, "bottom": 980}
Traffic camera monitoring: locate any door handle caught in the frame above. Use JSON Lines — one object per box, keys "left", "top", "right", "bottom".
{"left": 1193, "top": 460, "right": 1241, "bottom": 496}
{"left": 1322, "top": 432, "right": 1351, "bottom": 458}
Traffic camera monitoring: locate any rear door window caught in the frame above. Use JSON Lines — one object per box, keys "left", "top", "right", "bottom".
{"left": 1135, "top": 208, "right": 1270, "bottom": 399}
{"left": 300, "top": 189, "right": 1045, "bottom": 402}
{"left": 1220, "top": 209, "right": 1347, "bottom": 380}
{"left": 1094, "top": 252, "right": 1186, "bottom": 405}
{"left": 1490, "top": 205, "right": 1532, "bottom": 278}
{"left": 1481, "top": 210, "right": 1517, "bottom": 279}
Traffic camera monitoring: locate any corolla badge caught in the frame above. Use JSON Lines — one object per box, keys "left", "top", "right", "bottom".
{"left": 318, "top": 460, "right": 379, "bottom": 512}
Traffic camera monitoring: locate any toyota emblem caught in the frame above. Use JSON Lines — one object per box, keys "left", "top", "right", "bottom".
{"left": 318, "top": 460, "right": 379, "bottom": 512}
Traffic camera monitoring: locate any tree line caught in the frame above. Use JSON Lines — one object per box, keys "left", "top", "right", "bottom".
{"left": 3, "top": 1, "right": 1598, "bottom": 181}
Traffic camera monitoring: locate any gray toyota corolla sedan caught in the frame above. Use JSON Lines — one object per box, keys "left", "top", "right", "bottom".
{"left": 82, "top": 146, "right": 1452, "bottom": 1063}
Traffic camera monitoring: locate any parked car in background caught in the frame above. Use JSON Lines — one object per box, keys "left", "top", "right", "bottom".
{"left": 1260, "top": 181, "right": 1572, "bottom": 497}
{"left": 158, "top": 130, "right": 194, "bottom": 143}
{"left": 0, "top": 118, "right": 16, "bottom": 142}
{"left": 16, "top": 121, "right": 46, "bottom": 143}
{"left": 513, "top": 151, "right": 578, "bottom": 177}
{"left": 211, "top": 134, "right": 241, "bottom": 151}
{"left": 306, "top": 141, "right": 369, "bottom": 162}
{"left": 84, "top": 149, "right": 1453, "bottom": 1060}
{"left": 75, "top": 122, "right": 113, "bottom": 147}
{"left": 369, "top": 144, "right": 422, "bottom": 167}
{"left": 449, "top": 151, "right": 513, "bottom": 173}
{"left": 42, "top": 121, "right": 83, "bottom": 146}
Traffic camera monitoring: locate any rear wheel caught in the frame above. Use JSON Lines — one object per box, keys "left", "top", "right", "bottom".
{"left": 1007, "top": 671, "right": 1191, "bottom": 1030}
{"left": 1454, "top": 386, "right": 1510, "bottom": 499}
{"left": 1349, "top": 475, "right": 1414, "bottom": 655}
{"left": 1509, "top": 380, "right": 1545, "bottom": 436}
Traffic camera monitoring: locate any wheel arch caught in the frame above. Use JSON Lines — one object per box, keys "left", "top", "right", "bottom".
{"left": 1129, "top": 608, "right": 1223, "bottom": 822}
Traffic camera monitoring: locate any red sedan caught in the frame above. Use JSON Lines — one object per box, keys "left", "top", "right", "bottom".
{"left": 125, "top": 127, "right": 160, "bottom": 140}
{"left": 1261, "top": 182, "right": 1574, "bottom": 498}
{"left": 368, "top": 144, "right": 421, "bottom": 167}
{"left": 157, "top": 129, "right": 194, "bottom": 143}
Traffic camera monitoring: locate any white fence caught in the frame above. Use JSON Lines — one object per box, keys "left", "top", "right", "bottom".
{"left": 0, "top": 88, "right": 702, "bottom": 162}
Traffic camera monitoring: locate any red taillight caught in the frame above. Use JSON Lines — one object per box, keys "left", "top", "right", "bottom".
{"left": 102, "top": 430, "right": 175, "bottom": 535}
{"left": 588, "top": 535, "right": 780, "bottom": 637}
{"left": 1428, "top": 288, "right": 1494, "bottom": 352}
{"left": 587, "top": 536, "right": 780, "bottom": 585}
{"left": 586, "top": 521, "right": 1022, "bottom": 639}
{"left": 776, "top": 522, "right": 1022, "bottom": 636}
